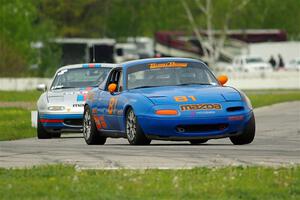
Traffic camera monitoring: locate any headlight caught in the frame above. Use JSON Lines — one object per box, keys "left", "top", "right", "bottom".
{"left": 48, "top": 106, "right": 65, "bottom": 111}
{"left": 239, "top": 91, "right": 252, "bottom": 110}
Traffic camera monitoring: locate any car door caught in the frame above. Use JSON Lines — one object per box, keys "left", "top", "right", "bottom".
{"left": 97, "top": 68, "right": 124, "bottom": 131}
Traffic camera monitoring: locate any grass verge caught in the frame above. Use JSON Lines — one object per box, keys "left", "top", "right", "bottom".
{"left": 0, "top": 165, "right": 299, "bottom": 200}
{"left": 245, "top": 89, "right": 300, "bottom": 108}
{"left": 0, "top": 90, "right": 41, "bottom": 102}
{"left": 0, "top": 108, "right": 35, "bottom": 141}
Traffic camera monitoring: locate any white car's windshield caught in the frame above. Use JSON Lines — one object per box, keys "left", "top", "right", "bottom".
{"left": 127, "top": 62, "right": 219, "bottom": 89}
{"left": 246, "top": 58, "right": 264, "bottom": 63}
{"left": 51, "top": 67, "right": 111, "bottom": 90}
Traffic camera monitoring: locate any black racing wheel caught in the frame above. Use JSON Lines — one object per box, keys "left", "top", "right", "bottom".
{"left": 230, "top": 113, "right": 255, "bottom": 145}
{"left": 83, "top": 106, "right": 106, "bottom": 145}
{"left": 126, "top": 108, "right": 151, "bottom": 145}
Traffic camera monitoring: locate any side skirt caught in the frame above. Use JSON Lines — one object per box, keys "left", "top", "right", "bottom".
{"left": 100, "top": 129, "right": 126, "bottom": 138}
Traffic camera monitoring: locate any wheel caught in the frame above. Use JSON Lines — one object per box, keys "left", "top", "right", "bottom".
{"left": 52, "top": 132, "right": 61, "bottom": 138}
{"left": 37, "top": 114, "right": 52, "bottom": 139}
{"left": 83, "top": 106, "right": 106, "bottom": 145}
{"left": 126, "top": 108, "right": 151, "bottom": 145}
{"left": 189, "top": 139, "right": 208, "bottom": 145}
{"left": 230, "top": 113, "right": 255, "bottom": 145}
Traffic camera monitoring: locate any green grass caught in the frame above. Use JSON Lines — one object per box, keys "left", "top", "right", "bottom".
{"left": 245, "top": 90, "right": 300, "bottom": 108}
{"left": 0, "top": 108, "right": 35, "bottom": 141}
{"left": 0, "top": 90, "right": 41, "bottom": 102}
{"left": 0, "top": 165, "right": 299, "bottom": 200}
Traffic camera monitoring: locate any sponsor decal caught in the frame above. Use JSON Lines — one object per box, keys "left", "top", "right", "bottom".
{"left": 77, "top": 87, "right": 93, "bottom": 101}
{"left": 149, "top": 62, "right": 188, "bottom": 69}
{"left": 82, "top": 63, "right": 101, "bottom": 68}
{"left": 94, "top": 115, "right": 107, "bottom": 129}
{"left": 196, "top": 111, "right": 216, "bottom": 114}
{"left": 108, "top": 97, "right": 118, "bottom": 115}
{"left": 99, "top": 116, "right": 107, "bottom": 128}
{"left": 180, "top": 103, "right": 222, "bottom": 111}
{"left": 92, "top": 108, "right": 97, "bottom": 114}
{"left": 73, "top": 103, "right": 84, "bottom": 107}
{"left": 77, "top": 93, "right": 88, "bottom": 102}
{"left": 87, "top": 92, "right": 95, "bottom": 101}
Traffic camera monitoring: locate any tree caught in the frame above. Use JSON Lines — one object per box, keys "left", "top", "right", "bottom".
{"left": 181, "top": 0, "right": 250, "bottom": 67}
{"left": 0, "top": 0, "right": 60, "bottom": 77}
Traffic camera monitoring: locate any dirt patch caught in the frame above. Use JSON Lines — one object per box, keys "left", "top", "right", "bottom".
{"left": 0, "top": 101, "right": 36, "bottom": 110}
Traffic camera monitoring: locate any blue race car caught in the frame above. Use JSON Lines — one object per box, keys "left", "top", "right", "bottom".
{"left": 83, "top": 58, "right": 255, "bottom": 145}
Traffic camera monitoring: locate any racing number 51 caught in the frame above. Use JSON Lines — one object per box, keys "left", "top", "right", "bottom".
{"left": 108, "top": 97, "right": 118, "bottom": 115}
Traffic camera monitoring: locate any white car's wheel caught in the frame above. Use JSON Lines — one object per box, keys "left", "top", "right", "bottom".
{"left": 37, "top": 113, "right": 52, "bottom": 139}
{"left": 51, "top": 132, "right": 61, "bottom": 138}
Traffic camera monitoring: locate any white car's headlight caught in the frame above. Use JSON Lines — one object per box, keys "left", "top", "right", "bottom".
{"left": 48, "top": 106, "right": 65, "bottom": 111}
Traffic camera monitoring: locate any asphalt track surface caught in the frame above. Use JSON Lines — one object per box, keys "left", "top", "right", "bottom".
{"left": 0, "top": 101, "right": 299, "bottom": 169}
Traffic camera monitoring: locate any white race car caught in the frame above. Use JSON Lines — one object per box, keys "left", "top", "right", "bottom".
{"left": 36, "top": 63, "right": 116, "bottom": 139}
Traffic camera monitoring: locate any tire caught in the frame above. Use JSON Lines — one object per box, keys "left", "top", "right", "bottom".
{"left": 83, "top": 106, "right": 106, "bottom": 145}
{"left": 52, "top": 132, "right": 61, "bottom": 138}
{"left": 126, "top": 108, "right": 151, "bottom": 145}
{"left": 189, "top": 139, "right": 208, "bottom": 145}
{"left": 37, "top": 114, "right": 52, "bottom": 139}
{"left": 230, "top": 113, "right": 256, "bottom": 145}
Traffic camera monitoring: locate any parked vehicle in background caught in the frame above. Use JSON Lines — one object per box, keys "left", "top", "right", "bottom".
{"left": 287, "top": 58, "right": 300, "bottom": 71}
{"left": 35, "top": 63, "right": 115, "bottom": 139}
{"left": 114, "top": 43, "right": 139, "bottom": 63}
{"left": 54, "top": 38, "right": 116, "bottom": 65}
{"left": 127, "top": 37, "right": 154, "bottom": 58}
{"left": 232, "top": 55, "right": 272, "bottom": 72}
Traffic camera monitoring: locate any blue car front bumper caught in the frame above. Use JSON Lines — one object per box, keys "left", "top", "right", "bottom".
{"left": 137, "top": 111, "right": 253, "bottom": 140}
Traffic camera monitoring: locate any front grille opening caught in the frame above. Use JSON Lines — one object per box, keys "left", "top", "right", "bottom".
{"left": 64, "top": 119, "right": 83, "bottom": 126}
{"left": 227, "top": 106, "right": 244, "bottom": 112}
{"left": 176, "top": 124, "right": 228, "bottom": 133}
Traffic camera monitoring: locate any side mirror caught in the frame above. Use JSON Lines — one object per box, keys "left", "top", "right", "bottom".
{"left": 108, "top": 83, "right": 117, "bottom": 94}
{"left": 217, "top": 75, "right": 228, "bottom": 86}
{"left": 37, "top": 84, "right": 47, "bottom": 91}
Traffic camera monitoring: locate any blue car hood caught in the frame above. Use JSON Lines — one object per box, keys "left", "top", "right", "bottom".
{"left": 132, "top": 86, "right": 241, "bottom": 105}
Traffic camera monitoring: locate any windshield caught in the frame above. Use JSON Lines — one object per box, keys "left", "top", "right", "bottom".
{"left": 51, "top": 67, "right": 111, "bottom": 90}
{"left": 124, "top": 48, "right": 138, "bottom": 55}
{"left": 246, "top": 58, "right": 264, "bottom": 63}
{"left": 127, "top": 62, "right": 219, "bottom": 89}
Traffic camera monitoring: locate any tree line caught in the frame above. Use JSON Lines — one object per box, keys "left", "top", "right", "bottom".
{"left": 1, "top": 0, "right": 300, "bottom": 77}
